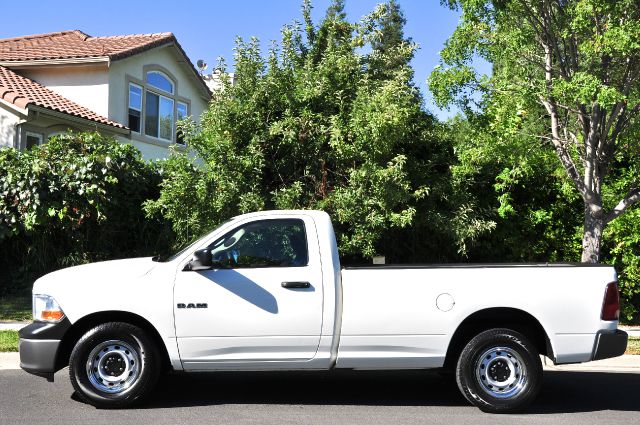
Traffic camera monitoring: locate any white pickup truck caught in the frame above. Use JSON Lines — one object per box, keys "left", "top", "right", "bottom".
{"left": 19, "top": 210, "right": 628, "bottom": 413}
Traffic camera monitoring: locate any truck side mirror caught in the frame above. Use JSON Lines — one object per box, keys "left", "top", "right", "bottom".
{"left": 187, "top": 249, "right": 213, "bottom": 271}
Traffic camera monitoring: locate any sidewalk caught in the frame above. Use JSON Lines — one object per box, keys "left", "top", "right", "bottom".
{"left": 620, "top": 325, "right": 640, "bottom": 337}
{"left": 0, "top": 322, "right": 29, "bottom": 331}
{"left": 0, "top": 353, "right": 20, "bottom": 370}
{"left": 542, "top": 355, "right": 640, "bottom": 372}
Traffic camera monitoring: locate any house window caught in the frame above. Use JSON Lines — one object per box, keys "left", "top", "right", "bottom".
{"left": 25, "top": 131, "right": 43, "bottom": 149}
{"left": 176, "top": 102, "right": 188, "bottom": 144}
{"left": 128, "top": 68, "right": 190, "bottom": 143}
{"left": 128, "top": 83, "right": 142, "bottom": 133}
{"left": 159, "top": 96, "right": 174, "bottom": 140}
{"left": 144, "top": 92, "right": 174, "bottom": 141}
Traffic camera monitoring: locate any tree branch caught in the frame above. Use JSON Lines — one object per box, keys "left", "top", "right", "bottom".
{"left": 605, "top": 187, "right": 640, "bottom": 224}
{"left": 540, "top": 96, "right": 589, "bottom": 198}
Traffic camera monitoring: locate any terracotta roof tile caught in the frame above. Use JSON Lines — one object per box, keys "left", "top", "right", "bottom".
{"left": 0, "top": 30, "right": 174, "bottom": 62}
{"left": 0, "top": 65, "right": 125, "bottom": 129}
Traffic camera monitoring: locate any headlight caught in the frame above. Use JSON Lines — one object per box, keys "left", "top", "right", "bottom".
{"left": 33, "top": 294, "right": 65, "bottom": 322}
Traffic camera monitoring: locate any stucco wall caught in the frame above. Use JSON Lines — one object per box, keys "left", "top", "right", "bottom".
{"left": 108, "top": 45, "right": 209, "bottom": 159}
{"left": 21, "top": 64, "right": 110, "bottom": 117}
{"left": 0, "top": 104, "right": 21, "bottom": 148}
{"left": 114, "top": 134, "right": 188, "bottom": 161}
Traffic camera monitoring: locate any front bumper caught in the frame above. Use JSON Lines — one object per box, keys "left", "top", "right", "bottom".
{"left": 18, "top": 318, "right": 71, "bottom": 381}
{"left": 592, "top": 329, "right": 628, "bottom": 361}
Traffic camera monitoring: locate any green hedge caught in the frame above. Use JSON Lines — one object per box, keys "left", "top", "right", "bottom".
{"left": 0, "top": 132, "right": 173, "bottom": 295}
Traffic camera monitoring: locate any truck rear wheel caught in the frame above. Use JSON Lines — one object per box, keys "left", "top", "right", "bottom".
{"left": 69, "top": 322, "right": 160, "bottom": 408}
{"left": 455, "top": 328, "right": 542, "bottom": 413}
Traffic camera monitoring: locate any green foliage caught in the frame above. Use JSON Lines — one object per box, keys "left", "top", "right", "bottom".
{"left": 0, "top": 132, "right": 172, "bottom": 294}
{"left": 0, "top": 331, "right": 18, "bottom": 352}
{"left": 444, "top": 115, "right": 582, "bottom": 262}
{"left": 147, "top": 1, "right": 488, "bottom": 259}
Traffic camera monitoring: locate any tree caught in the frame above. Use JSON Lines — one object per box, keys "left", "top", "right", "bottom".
{"left": 362, "top": 0, "right": 412, "bottom": 80}
{"left": 430, "top": 0, "right": 640, "bottom": 263}
{"left": 146, "top": 1, "right": 486, "bottom": 260}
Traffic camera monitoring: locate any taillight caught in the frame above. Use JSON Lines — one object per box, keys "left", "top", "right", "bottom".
{"left": 601, "top": 282, "right": 620, "bottom": 321}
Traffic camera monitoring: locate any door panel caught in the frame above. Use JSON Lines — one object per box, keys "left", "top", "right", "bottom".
{"left": 174, "top": 217, "right": 323, "bottom": 367}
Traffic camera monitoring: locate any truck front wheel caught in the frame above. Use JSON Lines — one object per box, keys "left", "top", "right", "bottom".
{"left": 69, "top": 322, "right": 160, "bottom": 408}
{"left": 455, "top": 328, "right": 542, "bottom": 413}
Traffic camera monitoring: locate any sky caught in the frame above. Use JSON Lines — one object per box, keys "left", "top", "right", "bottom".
{"left": 0, "top": 0, "right": 487, "bottom": 118}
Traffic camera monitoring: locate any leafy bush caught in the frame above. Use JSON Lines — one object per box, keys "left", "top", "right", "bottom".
{"left": 0, "top": 132, "right": 172, "bottom": 294}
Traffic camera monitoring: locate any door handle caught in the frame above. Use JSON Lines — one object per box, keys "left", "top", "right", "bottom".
{"left": 281, "top": 281, "right": 310, "bottom": 289}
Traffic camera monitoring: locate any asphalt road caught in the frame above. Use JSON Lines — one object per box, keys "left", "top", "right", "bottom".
{"left": 1, "top": 368, "right": 639, "bottom": 425}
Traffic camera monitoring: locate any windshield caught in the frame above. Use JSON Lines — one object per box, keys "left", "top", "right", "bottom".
{"left": 153, "top": 217, "right": 237, "bottom": 262}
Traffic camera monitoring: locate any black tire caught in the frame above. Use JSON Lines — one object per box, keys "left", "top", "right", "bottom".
{"left": 455, "top": 328, "right": 542, "bottom": 413}
{"left": 69, "top": 322, "right": 160, "bottom": 408}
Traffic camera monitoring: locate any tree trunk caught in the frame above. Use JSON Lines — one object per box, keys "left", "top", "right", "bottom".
{"left": 581, "top": 206, "right": 604, "bottom": 263}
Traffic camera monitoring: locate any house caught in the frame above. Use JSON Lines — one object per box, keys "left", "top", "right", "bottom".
{"left": 202, "top": 70, "right": 236, "bottom": 92}
{"left": 0, "top": 30, "right": 211, "bottom": 160}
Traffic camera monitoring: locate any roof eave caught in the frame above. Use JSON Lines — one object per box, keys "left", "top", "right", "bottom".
{"left": 0, "top": 56, "right": 110, "bottom": 68}
{"left": 0, "top": 97, "right": 28, "bottom": 116}
{"left": 28, "top": 104, "right": 129, "bottom": 134}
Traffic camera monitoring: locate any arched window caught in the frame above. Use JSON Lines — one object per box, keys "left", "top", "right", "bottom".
{"left": 147, "top": 71, "right": 174, "bottom": 94}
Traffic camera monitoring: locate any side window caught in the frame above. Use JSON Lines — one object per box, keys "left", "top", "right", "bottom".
{"left": 208, "top": 219, "right": 308, "bottom": 268}
{"left": 176, "top": 102, "right": 189, "bottom": 144}
{"left": 128, "top": 83, "right": 142, "bottom": 133}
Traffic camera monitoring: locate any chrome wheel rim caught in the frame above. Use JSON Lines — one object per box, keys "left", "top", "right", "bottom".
{"left": 86, "top": 340, "right": 141, "bottom": 394}
{"left": 474, "top": 346, "right": 527, "bottom": 398}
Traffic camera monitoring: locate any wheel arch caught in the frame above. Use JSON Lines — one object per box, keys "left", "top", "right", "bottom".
{"left": 55, "top": 311, "right": 172, "bottom": 372}
{"left": 443, "top": 307, "right": 554, "bottom": 370}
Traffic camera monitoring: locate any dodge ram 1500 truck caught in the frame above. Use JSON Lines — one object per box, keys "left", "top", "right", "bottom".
{"left": 19, "top": 210, "right": 628, "bottom": 413}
